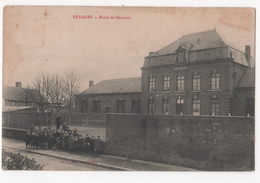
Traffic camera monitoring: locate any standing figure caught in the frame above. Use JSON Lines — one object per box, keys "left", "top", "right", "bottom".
{"left": 85, "top": 134, "right": 92, "bottom": 153}
{"left": 25, "top": 133, "right": 31, "bottom": 149}
{"left": 68, "top": 134, "right": 75, "bottom": 154}
{"left": 94, "top": 136, "right": 103, "bottom": 154}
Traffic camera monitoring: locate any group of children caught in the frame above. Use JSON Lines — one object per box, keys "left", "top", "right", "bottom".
{"left": 25, "top": 128, "right": 103, "bottom": 154}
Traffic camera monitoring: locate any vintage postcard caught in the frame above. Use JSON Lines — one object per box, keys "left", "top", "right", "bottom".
{"left": 1, "top": 5, "right": 256, "bottom": 180}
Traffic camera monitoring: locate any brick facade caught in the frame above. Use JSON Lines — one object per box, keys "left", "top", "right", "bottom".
{"left": 75, "top": 30, "right": 254, "bottom": 116}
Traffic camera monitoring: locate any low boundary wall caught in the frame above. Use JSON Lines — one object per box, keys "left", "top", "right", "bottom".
{"left": 105, "top": 114, "right": 254, "bottom": 171}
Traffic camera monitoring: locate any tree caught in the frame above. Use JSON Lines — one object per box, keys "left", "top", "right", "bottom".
{"left": 32, "top": 73, "right": 51, "bottom": 112}
{"left": 63, "top": 70, "right": 81, "bottom": 113}
{"left": 48, "top": 74, "right": 65, "bottom": 112}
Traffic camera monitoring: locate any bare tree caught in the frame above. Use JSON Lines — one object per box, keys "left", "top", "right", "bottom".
{"left": 20, "top": 85, "right": 37, "bottom": 106}
{"left": 32, "top": 73, "right": 51, "bottom": 112}
{"left": 48, "top": 74, "right": 65, "bottom": 112}
{"left": 63, "top": 70, "right": 81, "bottom": 113}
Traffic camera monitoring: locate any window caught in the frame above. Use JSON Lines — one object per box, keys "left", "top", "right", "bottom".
{"left": 148, "top": 77, "right": 155, "bottom": 92}
{"left": 163, "top": 75, "right": 170, "bottom": 91}
{"left": 178, "top": 52, "right": 186, "bottom": 62}
{"left": 211, "top": 72, "right": 220, "bottom": 90}
{"left": 247, "top": 98, "right": 254, "bottom": 117}
{"left": 177, "top": 75, "right": 184, "bottom": 91}
{"left": 92, "top": 101, "right": 100, "bottom": 113}
{"left": 192, "top": 98, "right": 200, "bottom": 115}
{"left": 192, "top": 74, "right": 200, "bottom": 91}
{"left": 13, "top": 102, "right": 16, "bottom": 106}
{"left": 116, "top": 100, "right": 125, "bottom": 113}
{"left": 210, "top": 98, "right": 220, "bottom": 116}
{"left": 162, "top": 99, "right": 169, "bottom": 115}
{"left": 176, "top": 98, "right": 184, "bottom": 115}
{"left": 132, "top": 100, "right": 141, "bottom": 114}
{"left": 148, "top": 99, "right": 155, "bottom": 114}
{"left": 81, "top": 101, "right": 88, "bottom": 113}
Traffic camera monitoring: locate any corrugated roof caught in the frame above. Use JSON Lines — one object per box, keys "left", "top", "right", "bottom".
{"left": 2, "top": 85, "right": 27, "bottom": 101}
{"left": 150, "top": 30, "right": 227, "bottom": 56}
{"left": 236, "top": 68, "right": 255, "bottom": 88}
{"left": 78, "top": 77, "right": 142, "bottom": 95}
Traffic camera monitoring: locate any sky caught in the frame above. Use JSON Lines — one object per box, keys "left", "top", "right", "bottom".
{"left": 3, "top": 7, "right": 255, "bottom": 91}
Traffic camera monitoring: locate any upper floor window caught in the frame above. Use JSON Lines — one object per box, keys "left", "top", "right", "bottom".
{"left": 92, "top": 101, "right": 100, "bottom": 113}
{"left": 211, "top": 72, "right": 220, "bottom": 90}
{"left": 192, "top": 74, "right": 200, "bottom": 91}
{"left": 163, "top": 75, "right": 170, "bottom": 91}
{"left": 148, "top": 77, "right": 155, "bottom": 92}
{"left": 177, "top": 75, "right": 184, "bottom": 91}
{"left": 116, "top": 100, "right": 126, "bottom": 113}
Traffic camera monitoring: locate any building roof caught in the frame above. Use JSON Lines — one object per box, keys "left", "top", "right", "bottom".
{"left": 2, "top": 106, "right": 37, "bottom": 113}
{"left": 150, "top": 30, "right": 227, "bottom": 56}
{"left": 2, "top": 85, "right": 27, "bottom": 102}
{"left": 78, "top": 77, "right": 142, "bottom": 95}
{"left": 236, "top": 68, "right": 255, "bottom": 88}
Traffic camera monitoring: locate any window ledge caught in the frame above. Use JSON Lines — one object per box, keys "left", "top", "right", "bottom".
{"left": 190, "top": 90, "right": 201, "bottom": 93}
{"left": 162, "top": 90, "right": 171, "bottom": 93}
{"left": 174, "top": 91, "right": 185, "bottom": 93}
{"left": 209, "top": 90, "right": 221, "bottom": 92}
{"left": 147, "top": 91, "right": 156, "bottom": 94}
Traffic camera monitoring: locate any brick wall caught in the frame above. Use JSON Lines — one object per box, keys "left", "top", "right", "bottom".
{"left": 141, "top": 61, "right": 235, "bottom": 115}
{"left": 105, "top": 114, "right": 254, "bottom": 171}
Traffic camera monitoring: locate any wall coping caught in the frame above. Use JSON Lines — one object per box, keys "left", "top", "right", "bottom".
{"left": 106, "top": 113, "right": 254, "bottom": 120}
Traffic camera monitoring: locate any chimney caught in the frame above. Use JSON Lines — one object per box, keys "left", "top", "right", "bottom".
{"left": 149, "top": 52, "right": 154, "bottom": 56}
{"left": 245, "top": 45, "right": 251, "bottom": 67}
{"left": 15, "top": 82, "right": 22, "bottom": 87}
{"left": 89, "top": 80, "right": 94, "bottom": 87}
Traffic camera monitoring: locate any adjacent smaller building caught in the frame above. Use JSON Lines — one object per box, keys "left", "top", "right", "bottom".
{"left": 75, "top": 77, "right": 142, "bottom": 114}
{"left": 2, "top": 82, "right": 29, "bottom": 106}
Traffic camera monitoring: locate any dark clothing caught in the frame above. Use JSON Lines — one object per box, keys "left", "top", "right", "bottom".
{"left": 25, "top": 134, "right": 31, "bottom": 148}
{"left": 85, "top": 137, "right": 92, "bottom": 153}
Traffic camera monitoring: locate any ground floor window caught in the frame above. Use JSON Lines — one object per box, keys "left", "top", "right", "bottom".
{"left": 116, "top": 100, "right": 126, "bottom": 113}
{"left": 247, "top": 98, "right": 254, "bottom": 116}
{"left": 162, "top": 99, "right": 169, "bottom": 115}
{"left": 132, "top": 100, "right": 141, "bottom": 114}
{"left": 81, "top": 101, "right": 88, "bottom": 113}
{"left": 148, "top": 99, "right": 155, "bottom": 114}
{"left": 92, "top": 101, "right": 100, "bottom": 113}
{"left": 210, "top": 98, "right": 220, "bottom": 116}
{"left": 176, "top": 98, "right": 184, "bottom": 115}
{"left": 192, "top": 98, "right": 200, "bottom": 115}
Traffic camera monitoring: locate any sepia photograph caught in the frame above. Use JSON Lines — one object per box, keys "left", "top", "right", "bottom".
{"left": 1, "top": 5, "right": 255, "bottom": 174}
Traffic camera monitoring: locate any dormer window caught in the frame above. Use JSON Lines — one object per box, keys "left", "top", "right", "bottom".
{"left": 179, "top": 52, "right": 184, "bottom": 62}
{"left": 176, "top": 46, "right": 186, "bottom": 62}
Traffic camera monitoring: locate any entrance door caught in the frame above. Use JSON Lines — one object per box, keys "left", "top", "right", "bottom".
{"left": 176, "top": 98, "right": 184, "bottom": 115}
{"left": 105, "top": 107, "right": 111, "bottom": 113}
{"left": 132, "top": 100, "right": 141, "bottom": 114}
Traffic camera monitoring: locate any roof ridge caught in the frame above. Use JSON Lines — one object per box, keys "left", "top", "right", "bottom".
{"left": 100, "top": 76, "right": 141, "bottom": 82}
{"left": 183, "top": 29, "right": 216, "bottom": 37}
